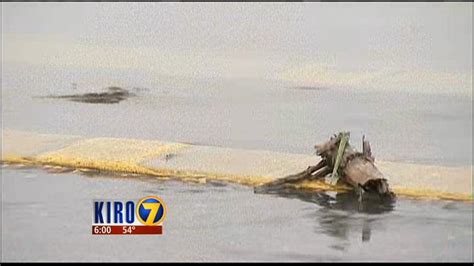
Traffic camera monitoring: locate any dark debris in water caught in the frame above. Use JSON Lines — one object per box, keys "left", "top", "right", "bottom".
{"left": 37, "top": 86, "right": 136, "bottom": 104}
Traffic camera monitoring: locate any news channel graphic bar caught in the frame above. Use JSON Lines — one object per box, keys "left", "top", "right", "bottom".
{"left": 92, "top": 225, "right": 163, "bottom": 235}
{"left": 93, "top": 196, "right": 167, "bottom": 235}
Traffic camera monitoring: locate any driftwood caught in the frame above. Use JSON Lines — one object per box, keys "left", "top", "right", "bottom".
{"left": 255, "top": 132, "right": 395, "bottom": 200}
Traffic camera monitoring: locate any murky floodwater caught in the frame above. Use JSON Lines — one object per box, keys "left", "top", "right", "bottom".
{"left": 1, "top": 65, "right": 473, "bottom": 262}
{"left": 2, "top": 4, "right": 472, "bottom": 261}
{"left": 1, "top": 166, "right": 472, "bottom": 262}
{"left": 2, "top": 65, "right": 472, "bottom": 167}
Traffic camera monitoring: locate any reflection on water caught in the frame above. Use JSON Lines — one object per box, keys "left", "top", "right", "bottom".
{"left": 258, "top": 186, "right": 395, "bottom": 248}
{"left": 2, "top": 166, "right": 472, "bottom": 261}
{"left": 258, "top": 186, "right": 396, "bottom": 214}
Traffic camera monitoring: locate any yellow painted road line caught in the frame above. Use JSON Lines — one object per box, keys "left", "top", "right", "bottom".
{"left": 2, "top": 130, "right": 472, "bottom": 201}
{"left": 35, "top": 137, "right": 189, "bottom": 174}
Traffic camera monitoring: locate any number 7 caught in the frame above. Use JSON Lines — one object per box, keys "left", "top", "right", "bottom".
{"left": 142, "top": 203, "right": 161, "bottom": 225}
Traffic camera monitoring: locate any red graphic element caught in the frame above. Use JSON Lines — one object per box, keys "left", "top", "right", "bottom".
{"left": 92, "top": 225, "right": 163, "bottom": 235}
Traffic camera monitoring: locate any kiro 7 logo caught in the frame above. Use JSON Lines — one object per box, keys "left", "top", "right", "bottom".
{"left": 92, "top": 196, "right": 167, "bottom": 235}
